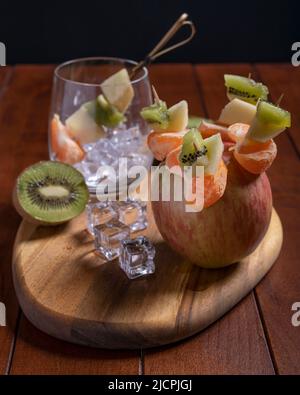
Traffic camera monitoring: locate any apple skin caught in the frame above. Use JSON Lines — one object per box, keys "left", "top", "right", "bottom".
{"left": 152, "top": 158, "right": 272, "bottom": 268}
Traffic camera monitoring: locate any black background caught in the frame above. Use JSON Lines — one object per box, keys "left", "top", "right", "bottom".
{"left": 1, "top": 0, "right": 299, "bottom": 64}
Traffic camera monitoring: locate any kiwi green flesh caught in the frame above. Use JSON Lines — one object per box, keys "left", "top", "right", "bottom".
{"left": 16, "top": 161, "right": 89, "bottom": 224}
{"left": 256, "top": 101, "right": 291, "bottom": 127}
{"left": 225, "top": 74, "right": 269, "bottom": 105}
{"left": 140, "top": 101, "right": 169, "bottom": 128}
{"left": 85, "top": 96, "right": 125, "bottom": 128}
{"left": 179, "top": 129, "right": 207, "bottom": 166}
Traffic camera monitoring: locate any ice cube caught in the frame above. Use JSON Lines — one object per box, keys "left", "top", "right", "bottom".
{"left": 86, "top": 138, "right": 119, "bottom": 165}
{"left": 119, "top": 236, "right": 155, "bottom": 279}
{"left": 94, "top": 219, "right": 130, "bottom": 261}
{"left": 126, "top": 152, "right": 150, "bottom": 168}
{"left": 109, "top": 125, "right": 140, "bottom": 144}
{"left": 109, "top": 126, "right": 141, "bottom": 155}
{"left": 114, "top": 199, "right": 148, "bottom": 232}
{"left": 74, "top": 125, "right": 152, "bottom": 191}
{"left": 87, "top": 201, "right": 118, "bottom": 236}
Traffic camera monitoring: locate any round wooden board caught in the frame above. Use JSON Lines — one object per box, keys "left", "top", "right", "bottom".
{"left": 12, "top": 206, "right": 283, "bottom": 349}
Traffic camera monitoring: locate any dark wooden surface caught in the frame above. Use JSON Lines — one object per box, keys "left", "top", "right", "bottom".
{"left": 0, "top": 63, "right": 299, "bottom": 375}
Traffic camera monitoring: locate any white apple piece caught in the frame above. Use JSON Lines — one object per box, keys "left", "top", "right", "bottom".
{"left": 100, "top": 68, "right": 134, "bottom": 113}
{"left": 167, "top": 100, "right": 188, "bottom": 132}
{"left": 218, "top": 98, "right": 256, "bottom": 125}
{"left": 66, "top": 106, "right": 105, "bottom": 145}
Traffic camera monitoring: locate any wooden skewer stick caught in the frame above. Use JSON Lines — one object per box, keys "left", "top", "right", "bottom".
{"left": 152, "top": 85, "right": 160, "bottom": 102}
{"left": 130, "top": 13, "right": 196, "bottom": 79}
{"left": 276, "top": 93, "right": 284, "bottom": 106}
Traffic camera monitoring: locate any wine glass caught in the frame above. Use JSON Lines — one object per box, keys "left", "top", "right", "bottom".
{"left": 48, "top": 57, "right": 153, "bottom": 194}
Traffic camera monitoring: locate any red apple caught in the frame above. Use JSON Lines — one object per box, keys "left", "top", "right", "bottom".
{"left": 152, "top": 158, "right": 272, "bottom": 268}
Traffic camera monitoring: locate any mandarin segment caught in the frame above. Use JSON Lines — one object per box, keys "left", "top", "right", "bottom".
{"left": 228, "top": 123, "right": 277, "bottom": 174}
{"left": 199, "top": 121, "right": 233, "bottom": 142}
{"left": 234, "top": 140, "right": 277, "bottom": 174}
{"left": 147, "top": 130, "right": 186, "bottom": 161}
{"left": 51, "top": 115, "right": 85, "bottom": 165}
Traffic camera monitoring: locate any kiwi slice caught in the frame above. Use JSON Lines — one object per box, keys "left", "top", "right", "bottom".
{"left": 14, "top": 161, "right": 89, "bottom": 225}
{"left": 140, "top": 100, "right": 169, "bottom": 129}
{"left": 224, "top": 74, "right": 269, "bottom": 105}
{"left": 179, "top": 128, "right": 208, "bottom": 167}
{"left": 84, "top": 95, "right": 125, "bottom": 128}
{"left": 247, "top": 100, "right": 291, "bottom": 142}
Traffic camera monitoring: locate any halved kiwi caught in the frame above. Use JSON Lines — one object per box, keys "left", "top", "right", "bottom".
{"left": 13, "top": 161, "right": 89, "bottom": 225}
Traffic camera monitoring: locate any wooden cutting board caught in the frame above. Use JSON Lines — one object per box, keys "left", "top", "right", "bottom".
{"left": 12, "top": 205, "right": 283, "bottom": 349}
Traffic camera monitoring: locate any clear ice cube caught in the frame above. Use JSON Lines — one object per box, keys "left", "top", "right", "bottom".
{"left": 110, "top": 126, "right": 141, "bottom": 155}
{"left": 86, "top": 200, "right": 118, "bottom": 236}
{"left": 73, "top": 125, "right": 153, "bottom": 191}
{"left": 114, "top": 199, "right": 148, "bottom": 232}
{"left": 109, "top": 125, "right": 141, "bottom": 145}
{"left": 86, "top": 138, "right": 119, "bottom": 165}
{"left": 82, "top": 161, "right": 102, "bottom": 183}
{"left": 119, "top": 236, "right": 155, "bottom": 279}
{"left": 94, "top": 219, "right": 130, "bottom": 261}
{"left": 126, "top": 152, "right": 150, "bottom": 168}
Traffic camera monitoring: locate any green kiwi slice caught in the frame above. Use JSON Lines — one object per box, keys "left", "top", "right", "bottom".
{"left": 247, "top": 100, "right": 291, "bottom": 142}
{"left": 224, "top": 74, "right": 269, "bottom": 104}
{"left": 140, "top": 100, "right": 169, "bottom": 129}
{"left": 179, "top": 128, "right": 208, "bottom": 167}
{"left": 84, "top": 95, "right": 125, "bottom": 128}
{"left": 14, "top": 161, "right": 89, "bottom": 225}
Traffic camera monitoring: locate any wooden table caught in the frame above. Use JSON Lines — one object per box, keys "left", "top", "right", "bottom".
{"left": 0, "top": 63, "right": 299, "bottom": 375}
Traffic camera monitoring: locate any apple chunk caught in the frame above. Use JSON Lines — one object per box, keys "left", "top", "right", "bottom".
{"left": 101, "top": 68, "right": 134, "bottom": 113}
{"left": 219, "top": 98, "right": 256, "bottom": 125}
{"left": 167, "top": 100, "right": 188, "bottom": 132}
{"left": 65, "top": 106, "right": 105, "bottom": 145}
